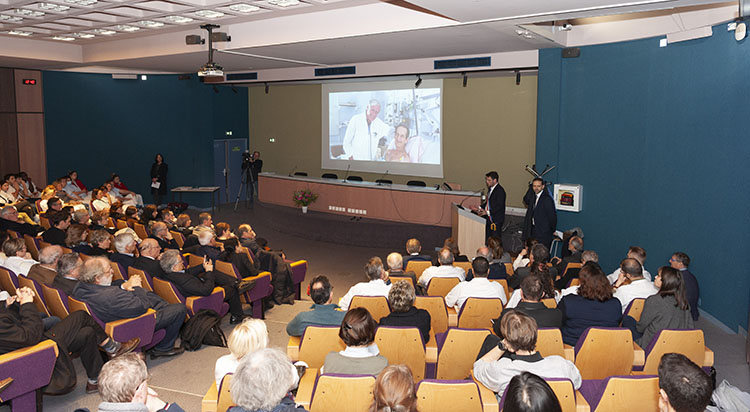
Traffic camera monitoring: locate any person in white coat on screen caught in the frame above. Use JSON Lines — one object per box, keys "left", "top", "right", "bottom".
{"left": 343, "top": 99, "right": 391, "bottom": 161}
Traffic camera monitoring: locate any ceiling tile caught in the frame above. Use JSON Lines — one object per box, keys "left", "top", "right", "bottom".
{"left": 78, "top": 12, "right": 129, "bottom": 22}
{"left": 136, "top": 1, "right": 191, "bottom": 12}
{"left": 106, "top": 5, "right": 155, "bottom": 17}
{"left": 34, "top": 21, "right": 72, "bottom": 29}
{"left": 54, "top": 16, "right": 96, "bottom": 25}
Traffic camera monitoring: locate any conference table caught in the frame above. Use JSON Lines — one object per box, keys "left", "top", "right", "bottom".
{"left": 258, "top": 173, "right": 482, "bottom": 227}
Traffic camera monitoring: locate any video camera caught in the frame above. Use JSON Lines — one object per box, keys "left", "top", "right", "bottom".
{"left": 241, "top": 151, "right": 252, "bottom": 170}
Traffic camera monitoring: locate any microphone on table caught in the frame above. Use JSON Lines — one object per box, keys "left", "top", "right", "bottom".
{"left": 377, "top": 170, "right": 390, "bottom": 185}
{"left": 343, "top": 164, "right": 351, "bottom": 182}
{"left": 442, "top": 182, "right": 453, "bottom": 191}
{"left": 288, "top": 165, "right": 297, "bottom": 177}
{"left": 458, "top": 189, "right": 484, "bottom": 208}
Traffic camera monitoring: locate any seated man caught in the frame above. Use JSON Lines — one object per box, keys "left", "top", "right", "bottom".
{"left": 72, "top": 209, "right": 91, "bottom": 226}
{"left": 494, "top": 275, "right": 562, "bottom": 337}
{"left": 613, "top": 258, "right": 659, "bottom": 313}
{"left": 42, "top": 210, "right": 71, "bottom": 247}
{"left": 385, "top": 252, "right": 419, "bottom": 291}
{"left": 607, "top": 246, "right": 652, "bottom": 283}
{"left": 339, "top": 256, "right": 392, "bottom": 310}
{"left": 183, "top": 229, "right": 227, "bottom": 262}
{"left": 150, "top": 221, "right": 180, "bottom": 251}
{"left": 132, "top": 238, "right": 166, "bottom": 278}
{"left": 2, "top": 237, "right": 37, "bottom": 276}
{"left": 72, "top": 257, "right": 186, "bottom": 359}
{"left": 465, "top": 246, "right": 507, "bottom": 280}
{"left": 417, "top": 247, "right": 466, "bottom": 287}
{"left": 509, "top": 243, "right": 558, "bottom": 289}
{"left": 560, "top": 250, "right": 599, "bottom": 296}
{"left": 657, "top": 353, "right": 713, "bottom": 412}
{"left": 473, "top": 310, "right": 581, "bottom": 395}
{"left": 27, "top": 245, "right": 64, "bottom": 285}
{"left": 109, "top": 232, "right": 137, "bottom": 269}
{"left": 286, "top": 275, "right": 346, "bottom": 337}
{"left": 159, "top": 249, "right": 248, "bottom": 324}
{"left": 236, "top": 223, "right": 295, "bottom": 304}
{"left": 40, "top": 197, "right": 63, "bottom": 220}
{"left": 192, "top": 212, "right": 214, "bottom": 235}
{"left": 53, "top": 252, "right": 82, "bottom": 296}
{"left": 552, "top": 235, "right": 583, "bottom": 288}
{"left": 0, "top": 205, "right": 43, "bottom": 237}
{"left": 0, "top": 286, "right": 139, "bottom": 395}
{"left": 402, "top": 238, "right": 431, "bottom": 270}
{"left": 445, "top": 256, "right": 507, "bottom": 310}
{"left": 98, "top": 353, "right": 184, "bottom": 412}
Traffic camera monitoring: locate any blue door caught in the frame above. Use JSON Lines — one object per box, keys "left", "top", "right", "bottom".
{"left": 213, "top": 138, "right": 248, "bottom": 204}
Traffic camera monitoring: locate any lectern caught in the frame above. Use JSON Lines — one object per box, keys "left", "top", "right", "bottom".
{"left": 451, "top": 203, "right": 486, "bottom": 260}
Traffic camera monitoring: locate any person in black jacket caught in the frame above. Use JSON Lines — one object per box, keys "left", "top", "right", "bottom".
{"left": 132, "top": 239, "right": 167, "bottom": 279}
{"left": 379, "top": 280, "right": 431, "bottom": 343}
{"left": 150, "top": 153, "right": 168, "bottom": 206}
{"left": 150, "top": 222, "right": 180, "bottom": 251}
{"left": 0, "top": 206, "right": 43, "bottom": 237}
{"left": 522, "top": 178, "right": 557, "bottom": 250}
{"left": 471, "top": 171, "right": 506, "bottom": 241}
{"left": 494, "top": 275, "right": 562, "bottom": 338}
{"left": 42, "top": 210, "right": 71, "bottom": 247}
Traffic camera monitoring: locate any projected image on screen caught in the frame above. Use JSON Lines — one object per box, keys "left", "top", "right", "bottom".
{"left": 328, "top": 89, "right": 441, "bottom": 165}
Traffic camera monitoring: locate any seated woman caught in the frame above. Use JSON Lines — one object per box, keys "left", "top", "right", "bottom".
{"left": 66, "top": 224, "right": 93, "bottom": 255}
{"left": 90, "top": 210, "right": 116, "bottom": 235}
{"left": 505, "top": 262, "right": 559, "bottom": 309}
{"left": 513, "top": 238, "right": 538, "bottom": 270}
{"left": 473, "top": 310, "right": 581, "bottom": 396}
{"left": 488, "top": 236, "right": 512, "bottom": 264}
{"left": 370, "top": 365, "right": 417, "bottom": 412}
{"left": 140, "top": 204, "right": 158, "bottom": 227}
{"left": 124, "top": 206, "right": 140, "bottom": 227}
{"left": 91, "top": 187, "right": 110, "bottom": 212}
{"left": 557, "top": 262, "right": 622, "bottom": 346}
{"left": 216, "top": 222, "right": 240, "bottom": 249}
{"left": 624, "top": 266, "right": 694, "bottom": 347}
{"left": 215, "top": 318, "right": 269, "bottom": 386}
{"left": 0, "top": 178, "right": 36, "bottom": 222}
{"left": 378, "top": 281, "right": 431, "bottom": 343}
{"left": 87, "top": 229, "right": 112, "bottom": 256}
{"left": 65, "top": 171, "right": 89, "bottom": 201}
{"left": 229, "top": 348, "right": 307, "bottom": 412}
{"left": 504, "top": 372, "right": 563, "bottom": 412}
{"left": 173, "top": 213, "right": 193, "bottom": 237}
{"left": 324, "top": 307, "right": 388, "bottom": 376}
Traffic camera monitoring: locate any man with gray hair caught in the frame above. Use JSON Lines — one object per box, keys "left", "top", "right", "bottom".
{"left": 385, "top": 252, "right": 419, "bottom": 293}
{"left": 466, "top": 246, "right": 506, "bottom": 281}
{"left": 0, "top": 205, "right": 42, "bottom": 236}
{"left": 342, "top": 98, "right": 391, "bottom": 161}
{"left": 97, "top": 353, "right": 184, "bottom": 411}
{"left": 553, "top": 236, "right": 585, "bottom": 289}
{"left": 149, "top": 221, "right": 179, "bottom": 251}
{"left": 27, "top": 245, "right": 63, "bottom": 285}
{"left": 339, "top": 256, "right": 392, "bottom": 310}
{"left": 109, "top": 233, "right": 137, "bottom": 269}
{"left": 53, "top": 252, "right": 82, "bottom": 296}
{"left": 72, "top": 257, "right": 187, "bottom": 359}
{"left": 131, "top": 238, "right": 166, "bottom": 278}
{"left": 560, "top": 250, "right": 599, "bottom": 297}
{"left": 72, "top": 209, "right": 91, "bottom": 226}
{"left": 418, "top": 247, "right": 466, "bottom": 287}
{"left": 230, "top": 348, "right": 303, "bottom": 412}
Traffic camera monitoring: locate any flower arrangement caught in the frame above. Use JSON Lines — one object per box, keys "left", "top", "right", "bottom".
{"left": 293, "top": 189, "right": 318, "bottom": 207}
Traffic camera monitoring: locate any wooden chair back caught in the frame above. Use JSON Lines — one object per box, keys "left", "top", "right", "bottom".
{"left": 23, "top": 235, "right": 40, "bottom": 261}
{"left": 110, "top": 262, "right": 126, "bottom": 281}
{"left": 6, "top": 230, "right": 19, "bottom": 239}
{"left": 374, "top": 327, "right": 426, "bottom": 381}
{"left": 641, "top": 329, "right": 708, "bottom": 374}
{"left": 298, "top": 326, "right": 346, "bottom": 369}
{"left": 41, "top": 284, "right": 70, "bottom": 319}
{"left": 214, "top": 260, "right": 241, "bottom": 280}
{"left": 436, "top": 328, "right": 490, "bottom": 380}
{"left": 536, "top": 328, "right": 573, "bottom": 361}
{"left": 17, "top": 276, "right": 50, "bottom": 316}
{"left": 414, "top": 296, "right": 449, "bottom": 334}
{"left": 216, "top": 374, "right": 235, "bottom": 412}
{"left": 152, "top": 277, "right": 184, "bottom": 305}
{"left": 593, "top": 376, "right": 659, "bottom": 412}
{"left": 187, "top": 253, "right": 205, "bottom": 268}
{"left": 426, "top": 277, "right": 460, "bottom": 298}
{"left": 350, "top": 296, "right": 391, "bottom": 322}
{"left": 39, "top": 216, "right": 50, "bottom": 229}
{"left": 457, "top": 297, "right": 503, "bottom": 330}
{"left": 416, "top": 380, "right": 483, "bottom": 412}
{"left": 106, "top": 217, "right": 115, "bottom": 228}
{"left": 170, "top": 230, "right": 185, "bottom": 248}
{"left": 127, "top": 267, "right": 153, "bottom": 292}
{"left": 79, "top": 253, "right": 92, "bottom": 262}
{"left": 0, "top": 267, "right": 18, "bottom": 295}
{"left": 67, "top": 296, "right": 92, "bottom": 316}
{"left": 453, "top": 262, "right": 472, "bottom": 274}
{"left": 116, "top": 219, "right": 128, "bottom": 230}
{"left": 38, "top": 240, "right": 53, "bottom": 250}
{"left": 133, "top": 223, "right": 148, "bottom": 240}
{"left": 541, "top": 298, "right": 557, "bottom": 309}
{"left": 310, "top": 374, "right": 375, "bottom": 412}
{"left": 405, "top": 261, "right": 431, "bottom": 278}
{"left": 489, "top": 278, "right": 510, "bottom": 301}
{"left": 545, "top": 379, "right": 579, "bottom": 412}
{"left": 504, "top": 263, "right": 513, "bottom": 275}
{"left": 561, "top": 262, "right": 582, "bottom": 279}
{"left": 574, "top": 328, "right": 634, "bottom": 379}
{"left": 389, "top": 276, "right": 414, "bottom": 288}
{"left": 624, "top": 298, "right": 646, "bottom": 322}
{"left": 569, "top": 278, "right": 580, "bottom": 287}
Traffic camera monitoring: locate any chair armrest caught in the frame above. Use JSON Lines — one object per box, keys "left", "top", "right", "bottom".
{"left": 201, "top": 381, "right": 218, "bottom": 412}
{"left": 104, "top": 309, "right": 157, "bottom": 346}
{"left": 704, "top": 347, "right": 714, "bottom": 367}
{"left": 425, "top": 330, "right": 437, "bottom": 363}
{"left": 575, "top": 390, "right": 590, "bottom": 412}
{"left": 0, "top": 340, "right": 59, "bottom": 402}
{"left": 295, "top": 367, "right": 318, "bottom": 409}
{"left": 289, "top": 260, "right": 307, "bottom": 283}
{"left": 471, "top": 372, "right": 499, "bottom": 412}
{"left": 633, "top": 342, "right": 645, "bottom": 366}
{"left": 185, "top": 288, "right": 227, "bottom": 317}
{"left": 563, "top": 344, "right": 575, "bottom": 362}
{"left": 447, "top": 307, "right": 458, "bottom": 327}
{"left": 288, "top": 336, "right": 301, "bottom": 361}
{"left": 0, "top": 339, "right": 59, "bottom": 363}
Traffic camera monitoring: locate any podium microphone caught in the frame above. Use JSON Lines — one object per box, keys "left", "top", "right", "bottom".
{"left": 288, "top": 165, "right": 297, "bottom": 177}
{"left": 377, "top": 170, "right": 389, "bottom": 185}
{"left": 342, "top": 164, "right": 351, "bottom": 182}
{"left": 459, "top": 189, "right": 483, "bottom": 208}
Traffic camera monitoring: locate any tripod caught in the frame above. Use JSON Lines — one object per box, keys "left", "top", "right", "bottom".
{"left": 234, "top": 167, "right": 253, "bottom": 211}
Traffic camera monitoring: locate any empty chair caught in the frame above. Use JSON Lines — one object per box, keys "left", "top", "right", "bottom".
{"left": 635, "top": 329, "right": 713, "bottom": 375}
{"left": 309, "top": 374, "right": 376, "bottom": 412}
{"left": 454, "top": 261, "right": 472, "bottom": 274}
{"left": 407, "top": 180, "right": 426, "bottom": 187}
{"left": 293, "top": 172, "right": 309, "bottom": 176}
{"left": 39, "top": 216, "right": 51, "bottom": 230}
{"left": 541, "top": 298, "right": 557, "bottom": 309}
{"left": 216, "top": 373, "right": 235, "bottom": 412}
{"left": 289, "top": 259, "right": 308, "bottom": 300}
{"left": 416, "top": 380, "right": 483, "bottom": 412}
{"left": 298, "top": 326, "right": 346, "bottom": 369}
{"left": 321, "top": 173, "right": 338, "bottom": 179}
{"left": 426, "top": 277, "right": 460, "bottom": 298}
{"left": 110, "top": 261, "right": 127, "bottom": 281}
{"left": 578, "top": 375, "right": 659, "bottom": 412}
{"left": 374, "top": 327, "right": 426, "bottom": 381}
{"left": 414, "top": 296, "right": 449, "bottom": 335}
{"left": 23, "top": 235, "right": 40, "bottom": 261}
{"left": 389, "top": 276, "right": 414, "bottom": 288}
{"left": 151, "top": 277, "right": 229, "bottom": 318}
{"left": 346, "top": 176, "right": 363, "bottom": 182}
{"left": 546, "top": 378, "right": 590, "bottom": 412}
{"left": 350, "top": 296, "right": 391, "bottom": 322}
{"left": 6, "top": 230, "right": 19, "bottom": 239}
{"left": 489, "top": 279, "right": 511, "bottom": 302}
{"left": 435, "top": 328, "right": 490, "bottom": 380}
{"left": 170, "top": 230, "right": 185, "bottom": 248}
{"left": 116, "top": 219, "right": 129, "bottom": 230}
{"left": 405, "top": 261, "right": 432, "bottom": 278}
{"left": 0, "top": 340, "right": 58, "bottom": 412}
{"left": 536, "top": 328, "right": 574, "bottom": 362}
{"left": 573, "top": 327, "right": 638, "bottom": 379}
{"left": 133, "top": 223, "right": 149, "bottom": 240}
{"left": 457, "top": 297, "right": 503, "bottom": 330}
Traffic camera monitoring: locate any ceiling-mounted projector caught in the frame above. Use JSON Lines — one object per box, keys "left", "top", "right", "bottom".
{"left": 198, "top": 62, "right": 224, "bottom": 77}
{"left": 187, "top": 24, "right": 229, "bottom": 80}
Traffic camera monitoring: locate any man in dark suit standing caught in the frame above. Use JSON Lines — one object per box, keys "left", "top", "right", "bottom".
{"left": 670, "top": 251, "right": 700, "bottom": 321}
{"left": 523, "top": 178, "right": 557, "bottom": 250}
{"left": 471, "top": 171, "right": 506, "bottom": 241}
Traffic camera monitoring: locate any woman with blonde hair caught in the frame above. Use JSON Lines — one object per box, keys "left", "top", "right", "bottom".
{"left": 370, "top": 365, "right": 418, "bottom": 412}
{"left": 214, "top": 318, "right": 269, "bottom": 386}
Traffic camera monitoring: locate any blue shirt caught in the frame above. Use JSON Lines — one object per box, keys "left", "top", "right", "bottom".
{"left": 286, "top": 303, "right": 346, "bottom": 337}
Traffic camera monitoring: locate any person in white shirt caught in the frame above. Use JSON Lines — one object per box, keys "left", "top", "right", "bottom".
{"left": 418, "top": 248, "right": 466, "bottom": 287}
{"left": 560, "top": 250, "right": 599, "bottom": 297}
{"left": 613, "top": 258, "right": 659, "bottom": 313}
{"left": 513, "top": 238, "right": 539, "bottom": 270}
{"left": 445, "top": 257, "right": 507, "bottom": 310}
{"left": 473, "top": 310, "right": 581, "bottom": 396}
{"left": 607, "top": 246, "right": 652, "bottom": 283}
{"left": 214, "top": 318, "right": 268, "bottom": 387}
{"left": 2, "top": 237, "right": 37, "bottom": 276}
{"left": 339, "top": 256, "right": 392, "bottom": 310}
{"left": 342, "top": 99, "right": 392, "bottom": 161}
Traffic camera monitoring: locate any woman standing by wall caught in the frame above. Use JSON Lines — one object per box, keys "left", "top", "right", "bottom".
{"left": 150, "top": 153, "right": 168, "bottom": 205}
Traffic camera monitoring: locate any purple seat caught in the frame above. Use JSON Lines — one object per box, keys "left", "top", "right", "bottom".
{"left": 17, "top": 275, "right": 50, "bottom": 317}
{"left": 0, "top": 340, "right": 58, "bottom": 412}
{"left": 0, "top": 266, "right": 19, "bottom": 294}
{"left": 288, "top": 259, "right": 308, "bottom": 300}
{"left": 214, "top": 260, "right": 271, "bottom": 319}
{"left": 579, "top": 375, "right": 659, "bottom": 411}
{"left": 151, "top": 276, "right": 229, "bottom": 318}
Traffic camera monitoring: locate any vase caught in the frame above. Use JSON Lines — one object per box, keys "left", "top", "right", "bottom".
{"left": 301, "top": 206, "right": 308, "bottom": 214}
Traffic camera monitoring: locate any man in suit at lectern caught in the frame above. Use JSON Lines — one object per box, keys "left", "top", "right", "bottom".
{"left": 471, "top": 171, "right": 506, "bottom": 241}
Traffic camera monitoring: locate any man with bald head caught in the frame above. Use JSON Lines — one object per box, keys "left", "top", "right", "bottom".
{"left": 613, "top": 257, "right": 658, "bottom": 313}
{"left": 418, "top": 247, "right": 466, "bottom": 287}
{"left": 466, "top": 246, "right": 507, "bottom": 281}
{"left": 385, "top": 252, "right": 420, "bottom": 293}
{"left": 131, "top": 238, "right": 166, "bottom": 278}
{"left": 27, "top": 245, "right": 64, "bottom": 285}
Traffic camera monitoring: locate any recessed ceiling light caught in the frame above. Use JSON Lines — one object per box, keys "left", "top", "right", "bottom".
{"left": 228, "top": 3, "right": 261, "bottom": 13}
{"left": 0, "top": 14, "right": 24, "bottom": 23}
{"left": 64, "top": 0, "right": 97, "bottom": 6}
{"left": 71, "top": 32, "right": 94, "bottom": 38}
{"left": 113, "top": 24, "right": 140, "bottom": 32}
{"left": 164, "top": 15, "right": 193, "bottom": 24}
{"left": 267, "top": 0, "right": 300, "bottom": 7}
{"left": 8, "top": 30, "right": 33, "bottom": 36}
{"left": 195, "top": 10, "right": 225, "bottom": 19}
{"left": 52, "top": 35, "right": 75, "bottom": 41}
{"left": 15, "top": 9, "right": 45, "bottom": 17}
{"left": 38, "top": 3, "right": 71, "bottom": 12}
{"left": 136, "top": 20, "right": 164, "bottom": 28}
{"left": 91, "top": 28, "right": 116, "bottom": 35}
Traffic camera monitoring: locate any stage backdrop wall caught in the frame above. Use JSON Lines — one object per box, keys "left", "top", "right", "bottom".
{"left": 43, "top": 72, "right": 248, "bottom": 207}
{"left": 247, "top": 74, "right": 537, "bottom": 208}
{"left": 536, "top": 26, "right": 750, "bottom": 332}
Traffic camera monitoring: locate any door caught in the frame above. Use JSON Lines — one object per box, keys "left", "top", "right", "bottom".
{"left": 213, "top": 138, "right": 248, "bottom": 204}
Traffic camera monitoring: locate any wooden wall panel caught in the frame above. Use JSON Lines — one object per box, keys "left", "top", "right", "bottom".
{"left": 0, "top": 113, "right": 20, "bottom": 175}
{"left": 14, "top": 69, "right": 43, "bottom": 113}
{"left": 16, "top": 113, "right": 47, "bottom": 186}
{"left": 0, "top": 69, "right": 15, "bottom": 113}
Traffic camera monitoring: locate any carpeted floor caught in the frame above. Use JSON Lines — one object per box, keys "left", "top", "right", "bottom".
{"left": 4, "top": 201, "right": 748, "bottom": 411}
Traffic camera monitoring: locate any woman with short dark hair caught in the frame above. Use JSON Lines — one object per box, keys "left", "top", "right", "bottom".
{"left": 150, "top": 153, "right": 168, "bottom": 205}
{"left": 378, "top": 281, "right": 431, "bottom": 343}
{"left": 503, "top": 372, "right": 562, "bottom": 412}
{"left": 323, "top": 307, "right": 387, "bottom": 375}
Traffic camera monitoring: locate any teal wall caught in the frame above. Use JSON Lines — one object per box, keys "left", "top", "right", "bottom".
{"left": 43, "top": 72, "right": 248, "bottom": 207}
{"left": 536, "top": 26, "right": 750, "bottom": 331}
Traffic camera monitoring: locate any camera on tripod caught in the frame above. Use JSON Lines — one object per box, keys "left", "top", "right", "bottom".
{"left": 241, "top": 151, "right": 252, "bottom": 170}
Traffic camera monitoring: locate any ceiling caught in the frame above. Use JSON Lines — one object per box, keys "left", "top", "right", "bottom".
{"left": 0, "top": 0, "right": 740, "bottom": 76}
